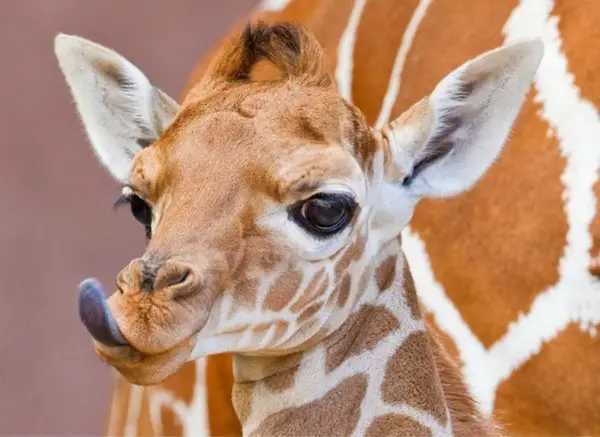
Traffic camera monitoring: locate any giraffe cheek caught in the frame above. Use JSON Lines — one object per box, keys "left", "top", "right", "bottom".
{"left": 297, "top": 302, "right": 324, "bottom": 324}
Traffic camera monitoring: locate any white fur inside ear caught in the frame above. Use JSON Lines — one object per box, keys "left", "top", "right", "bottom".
{"left": 54, "top": 33, "right": 179, "bottom": 182}
{"left": 403, "top": 39, "right": 544, "bottom": 198}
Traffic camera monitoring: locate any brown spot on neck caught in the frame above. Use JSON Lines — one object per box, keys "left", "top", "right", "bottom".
{"left": 250, "top": 374, "right": 367, "bottom": 437}
{"left": 428, "top": 328, "right": 499, "bottom": 436}
{"left": 325, "top": 305, "right": 400, "bottom": 373}
{"left": 382, "top": 330, "right": 448, "bottom": 425}
{"left": 402, "top": 257, "right": 422, "bottom": 319}
{"left": 376, "top": 254, "right": 397, "bottom": 293}
{"left": 366, "top": 414, "right": 432, "bottom": 437}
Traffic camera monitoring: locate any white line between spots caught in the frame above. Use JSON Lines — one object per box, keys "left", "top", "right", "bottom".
{"left": 375, "top": 0, "right": 434, "bottom": 128}
{"left": 335, "top": 0, "right": 369, "bottom": 100}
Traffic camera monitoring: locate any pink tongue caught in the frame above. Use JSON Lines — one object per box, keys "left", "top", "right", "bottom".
{"left": 78, "top": 278, "right": 128, "bottom": 347}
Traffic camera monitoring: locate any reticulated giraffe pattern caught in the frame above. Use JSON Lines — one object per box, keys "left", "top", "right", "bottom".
{"left": 104, "top": 0, "right": 600, "bottom": 436}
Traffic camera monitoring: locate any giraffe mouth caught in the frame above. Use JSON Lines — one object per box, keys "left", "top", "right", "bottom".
{"left": 77, "top": 277, "right": 198, "bottom": 385}
{"left": 78, "top": 278, "right": 129, "bottom": 347}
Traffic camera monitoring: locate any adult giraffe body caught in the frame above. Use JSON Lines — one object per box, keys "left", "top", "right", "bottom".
{"left": 60, "top": 0, "right": 599, "bottom": 436}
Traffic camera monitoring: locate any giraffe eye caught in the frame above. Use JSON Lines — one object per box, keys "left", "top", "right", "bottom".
{"left": 291, "top": 193, "right": 357, "bottom": 237}
{"left": 129, "top": 195, "right": 153, "bottom": 239}
{"left": 114, "top": 193, "right": 152, "bottom": 239}
{"left": 130, "top": 195, "right": 151, "bottom": 225}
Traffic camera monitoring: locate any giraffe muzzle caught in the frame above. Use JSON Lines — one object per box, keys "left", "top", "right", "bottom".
{"left": 78, "top": 278, "right": 129, "bottom": 348}
{"left": 77, "top": 276, "right": 199, "bottom": 385}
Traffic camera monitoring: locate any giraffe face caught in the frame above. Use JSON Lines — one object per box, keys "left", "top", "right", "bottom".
{"left": 104, "top": 82, "right": 378, "bottom": 376}
{"left": 56, "top": 22, "right": 543, "bottom": 384}
{"left": 66, "top": 24, "right": 392, "bottom": 384}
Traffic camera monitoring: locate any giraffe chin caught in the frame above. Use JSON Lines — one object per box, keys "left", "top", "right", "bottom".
{"left": 92, "top": 335, "right": 197, "bottom": 386}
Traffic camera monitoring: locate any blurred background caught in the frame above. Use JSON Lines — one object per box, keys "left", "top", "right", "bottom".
{"left": 0, "top": 1, "right": 258, "bottom": 435}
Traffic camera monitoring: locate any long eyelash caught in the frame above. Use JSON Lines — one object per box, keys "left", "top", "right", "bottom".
{"left": 113, "top": 194, "right": 131, "bottom": 210}
{"left": 113, "top": 185, "right": 135, "bottom": 210}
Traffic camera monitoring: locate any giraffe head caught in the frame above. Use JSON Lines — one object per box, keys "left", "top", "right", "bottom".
{"left": 55, "top": 22, "right": 542, "bottom": 385}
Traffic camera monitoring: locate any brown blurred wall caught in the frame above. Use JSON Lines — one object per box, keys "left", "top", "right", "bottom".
{"left": 0, "top": 1, "right": 258, "bottom": 435}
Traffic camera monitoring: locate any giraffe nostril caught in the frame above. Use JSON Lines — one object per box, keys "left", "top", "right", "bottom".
{"left": 158, "top": 267, "right": 193, "bottom": 290}
{"left": 122, "top": 258, "right": 198, "bottom": 293}
{"left": 173, "top": 269, "right": 190, "bottom": 286}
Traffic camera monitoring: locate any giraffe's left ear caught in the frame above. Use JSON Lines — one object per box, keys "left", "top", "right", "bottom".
{"left": 379, "top": 39, "right": 543, "bottom": 198}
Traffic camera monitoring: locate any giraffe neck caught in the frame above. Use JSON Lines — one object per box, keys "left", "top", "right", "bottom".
{"left": 231, "top": 240, "right": 499, "bottom": 437}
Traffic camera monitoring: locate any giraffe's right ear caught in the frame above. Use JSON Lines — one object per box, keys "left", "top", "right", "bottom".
{"left": 54, "top": 34, "right": 180, "bottom": 182}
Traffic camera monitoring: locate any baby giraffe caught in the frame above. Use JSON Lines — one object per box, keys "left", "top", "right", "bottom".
{"left": 55, "top": 22, "right": 542, "bottom": 436}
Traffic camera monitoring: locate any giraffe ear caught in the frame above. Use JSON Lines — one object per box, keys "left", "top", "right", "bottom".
{"left": 379, "top": 39, "right": 543, "bottom": 198}
{"left": 54, "top": 34, "right": 180, "bottom": 182}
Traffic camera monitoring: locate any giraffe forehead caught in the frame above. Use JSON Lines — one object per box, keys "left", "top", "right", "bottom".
{"left": 132, "top": 101, "right": 366, "bottom": 204}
